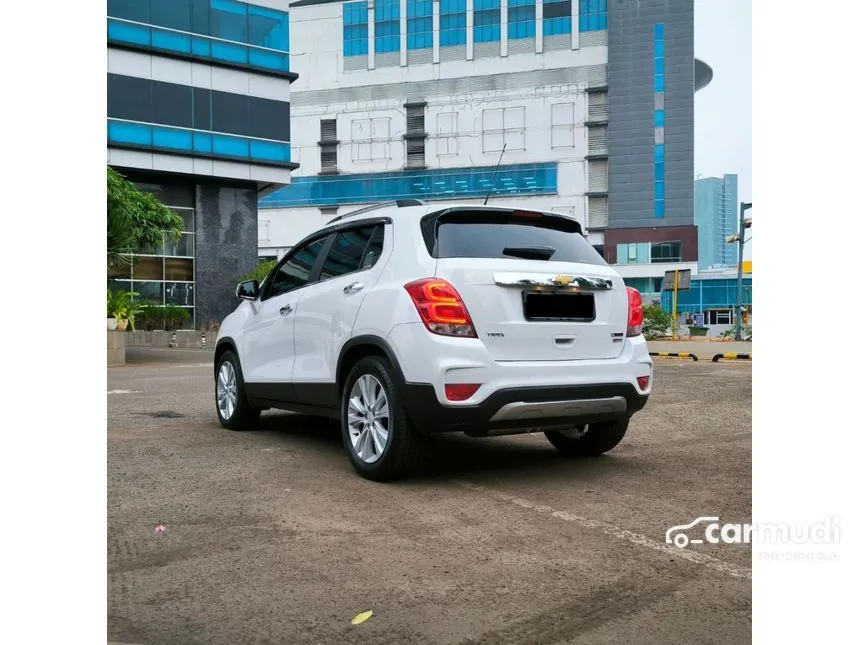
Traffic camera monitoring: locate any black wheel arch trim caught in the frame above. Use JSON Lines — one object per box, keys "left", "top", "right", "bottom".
{"left": 336, "top": 335, "right": 408, "bottom": 390}
{"left": 214, "top": 337, "right": 239, "bottom": 378}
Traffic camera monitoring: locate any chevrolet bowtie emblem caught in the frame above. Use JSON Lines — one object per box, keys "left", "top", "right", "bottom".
{"left": 553, "top": 275, "right": 574, "bottom": 286}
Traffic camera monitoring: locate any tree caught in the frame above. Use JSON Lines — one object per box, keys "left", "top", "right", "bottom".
{"left": 107, "top": 167, "right": 183, "bottom": 271}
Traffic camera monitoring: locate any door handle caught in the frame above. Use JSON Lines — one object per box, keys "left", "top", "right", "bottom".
{"left": 279, "top": 304, "right": 293, "bottom": 317}
{"left": 343, "top": 282, "right": 364, "bottom": 295}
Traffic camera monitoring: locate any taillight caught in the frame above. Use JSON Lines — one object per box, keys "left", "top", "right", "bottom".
{"left": 626, "top": 287, "right": 643, "bottom": 337}
{"left": 404, "top": 278, "right": 477, "bottom": 337}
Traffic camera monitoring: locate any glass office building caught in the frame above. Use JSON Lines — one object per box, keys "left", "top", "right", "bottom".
{"left": 107, "top": 0, "right": 297, "bottom": 328}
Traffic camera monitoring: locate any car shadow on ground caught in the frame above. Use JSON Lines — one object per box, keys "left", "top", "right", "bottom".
{"left": 251, "top": 411, "right": 646, "bottom": 484}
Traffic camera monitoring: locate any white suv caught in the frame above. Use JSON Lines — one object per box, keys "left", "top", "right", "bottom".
{"left": 214, "top": 201, "right": 652, "bottom": 481}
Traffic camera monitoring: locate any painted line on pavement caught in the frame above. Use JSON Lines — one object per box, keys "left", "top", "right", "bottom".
{"left": 107, "top": 390, "right": 141, "bottom": 394}
{"left": 456, "top": 481, "right": 751, "bottom": 580}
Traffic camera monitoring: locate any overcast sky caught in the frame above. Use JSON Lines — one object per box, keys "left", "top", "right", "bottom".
{"left": 694, "top": 0, "right": 752, "bottom": 204}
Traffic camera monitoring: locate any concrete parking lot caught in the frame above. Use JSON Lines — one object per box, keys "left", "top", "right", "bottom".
{"left": 108, "top": 350, "right": 751, "bottom": 645}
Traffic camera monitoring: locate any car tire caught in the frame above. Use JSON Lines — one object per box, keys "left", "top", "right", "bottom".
{"left": 340, "top": 356, "right": 421, "bottom": 481}
{"left": 544, "top": 419, "right": 629, "bottom": 457}
{"left": 215, "top": 350, "right": 261, "bottom": 431}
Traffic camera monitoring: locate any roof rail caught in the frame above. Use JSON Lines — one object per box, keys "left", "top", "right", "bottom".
{"left": 326, "top": 200, "right": 425, "bottom": 224}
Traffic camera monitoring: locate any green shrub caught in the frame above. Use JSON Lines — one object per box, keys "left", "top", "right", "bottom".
{"left": 642, "top": 304, "right": 672, "bottom": 340}
{"left": 134, "top": 305, "right": 192, "bottom": 331}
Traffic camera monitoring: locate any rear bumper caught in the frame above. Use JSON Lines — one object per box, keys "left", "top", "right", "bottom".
{"left": 400, "top": 382, "right": 648, "bottom": 436}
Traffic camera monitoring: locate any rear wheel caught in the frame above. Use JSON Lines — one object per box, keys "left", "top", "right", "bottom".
{"left": 544, "top": 419, "right": 629, "bottom": 457}
{"left": 215, "top": 351, "right": 261, "bottom": 430}
{"left": 340, "top": 356, "right": 421, "bottom": 481}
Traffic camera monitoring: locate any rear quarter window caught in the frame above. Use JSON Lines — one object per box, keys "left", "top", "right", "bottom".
{"left": 422, "top": 209, "right": 607, "bottom": 266}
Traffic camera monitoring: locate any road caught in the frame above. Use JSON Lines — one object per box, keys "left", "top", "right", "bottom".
{"left": 108, "top": 352, "right": 751, "bottom": 645}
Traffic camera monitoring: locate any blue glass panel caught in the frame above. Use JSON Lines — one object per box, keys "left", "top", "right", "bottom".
{"left": 654, "top": 23, "right": 664, "bottom": 39}
{"left": 212, "top": 40, "right": 248, "bottom": 64}
{"left": 654, "top": 58, "right": 664, "bottom": 76}
{"left": 249, "top": 49, "right": 288, "bottom": 71}
{"left": 654, "top": 143, "right": 665, "bottom": 163}
{"left": 654, "top": 180, "right": 665, "bottom": 199}
{"left": 250, "top": 140, "right": 289, "bottom": 163}
{"left": 108, "top": 19, "right": 151, "bottom": 45}
{"left": 259, "top": 163, "right": 557, "bottom": 208}
{"left": 210, "top": 0, "right": 248, "bottom": 42}
{"left": 543, "top": 16, "right": 571, "bottom": 36}
{"left": 441, "top": 0, "right": 467, "bottom": 12}
{"left": 153, "top": 127, "right": 193, "bottom": 150}
{"left": 655, "top": 199, "right": 665, "bottom": 219}
{"left": 152, "top": 30, "right": 192, "bottom": 53}
{"left": 248, "top": 4, "right": 289, "bottom": 50}
{"left": 654, "top": 109, "right": 665, "bottom": 127}
{"left": 654, "top": 39, "right": 665, "bottom": 58}
{"left": 598, "top": 12, "right": 607, "bottom": 30}
{"left": 655, "top": 75, "right": 665, "bottom": 92}
{"left": 193, "top": 131, "right": 213, "bottom": 153}
{"left": 191, "top": 35, "right": 211, "bottom": 55}
{"left": 475, "top": 0, "right": 500, "bottom": 9}
{"left": 213, "top": 133, "right": 250, "bottom": 157}
{"left": 108, "top": 120, "right": 152, "bottom": 145}
{"left": 654, "top": 162, "right": 664, "bottom": 178}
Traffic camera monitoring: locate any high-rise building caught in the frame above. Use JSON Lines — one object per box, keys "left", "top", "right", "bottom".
{"left": 256, "top": 0, "right": 712, "bottom": 301}
{"left": 106, "top": 0, "right": 296, "bottom": 327}
{"left": 694, "top": 174, "right": 738, "bottom": 270}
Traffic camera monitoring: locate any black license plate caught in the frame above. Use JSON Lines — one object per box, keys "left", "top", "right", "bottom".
{"left": 523, "top": 292, "right": 596, "bottom": 322}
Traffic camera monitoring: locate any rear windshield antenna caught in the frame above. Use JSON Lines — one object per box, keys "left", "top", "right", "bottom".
{"left": 483, "top": 143, "right": 507, "bottom": 206}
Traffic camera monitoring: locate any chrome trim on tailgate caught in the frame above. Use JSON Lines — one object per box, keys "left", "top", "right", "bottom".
{"left": 489, "top": 396, "right": 627, "bottom": 423}
{"left": 493, "top": 273, "right": 614, "bottom": 290}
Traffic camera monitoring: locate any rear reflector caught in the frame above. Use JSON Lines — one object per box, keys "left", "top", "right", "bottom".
{"left": 445, "top": 383, "right": 481, "bottom": 401}
{"left": 404, "top": 278, "right": 477, "bottom": 338}
{"left": 637, "top": 375, "right": 650, "bottom": 390}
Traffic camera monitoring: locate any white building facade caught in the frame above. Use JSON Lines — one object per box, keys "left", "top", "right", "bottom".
{"left": 259, "top": 0, "right": 711, "bottom": 297}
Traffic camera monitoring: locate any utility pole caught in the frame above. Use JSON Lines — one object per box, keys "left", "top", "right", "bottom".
{"left": 733, "top": 202, "right": 752, "bottom": 340}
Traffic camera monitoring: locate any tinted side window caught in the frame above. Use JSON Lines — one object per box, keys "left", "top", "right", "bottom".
{"left": 360, "top": 226, "right": 385, "bottom": 270}
{"left": 319, "top": 226, "right": 379, "bottom": 280}
{"left": 428, "top": 211, "right": 606, "bottom": 266}
{"left": 267, "top": 238, "right": 327, "bottom": 298}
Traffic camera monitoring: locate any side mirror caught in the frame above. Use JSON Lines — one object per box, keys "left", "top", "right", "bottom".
{"left": 236, "top": 280, "right": 260, "bottom": 300}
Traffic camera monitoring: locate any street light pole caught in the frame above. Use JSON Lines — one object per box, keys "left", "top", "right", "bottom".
{"left": 734, "top": 202, "right": 752, "bottom": 340}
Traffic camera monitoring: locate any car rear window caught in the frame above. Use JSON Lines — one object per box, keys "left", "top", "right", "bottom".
{"left": 422, "top": 209, "right": 607, "bottom": 265}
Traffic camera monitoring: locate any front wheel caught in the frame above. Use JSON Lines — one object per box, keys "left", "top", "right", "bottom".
{"left": 215, "top": 351, "right": 261, "bottom": 430}
{"left": 544, "top": 419, "right": 629, "bottom": 457}
{"left": 340, "top": 356, "right": 422, "bottom": 481}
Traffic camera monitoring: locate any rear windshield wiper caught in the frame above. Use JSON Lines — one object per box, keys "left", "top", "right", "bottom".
{"left": 502, "top": 246, "right": 556, "bottom": 260}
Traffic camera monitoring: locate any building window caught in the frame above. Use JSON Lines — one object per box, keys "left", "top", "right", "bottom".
{"left": 107, "top": 74, "right": 291, "bottom": 165}
{"left": 654, "top": 22, "right": 665, "bottom": 219}
{"left": 343, "top": 1, "right": 369, "bottom": 56}
{"left": 351, "top": 118, "right": 390, "bottom": 161}
{"left": 474, "top": 0, "right": 501, "bottom": 43}
{"left": 651, "top": 241, "right": 681, "bottom": 263}
{"left": 543, "top": 0, "right": 572, "bottom": 36}
{"left": 320, "top": 118, "right": 338, "bottom": 173}
{"left": 615, "top": 242, "right": 650, "bottom": 265}
{"left": 437, "top": 112, "right": 459, "bottom": 156}
{"left": 440, "top": 0, "right": 467, "bottom": 46}
{"left": 375, "top": 0, "right": 400, "bottom": 53}
{"left": 259, "top": 162, "right": 558, "bottom": 207}
{"left": 482, "top": 107, "right": 526, "bottom": 152}
{"left": 551, "top": 103, "right": 575, "bottom": 148}
{"left": 707, "top": 309, "right": 733, "bottom": 325}
{"left": 579, "top": 0, "right": 607, "bottom": 32}
{"left": 405, "top": 103, "right": 427, "bottom": 169}
{"left": 508, "top": 0, "right": 536, "bottom": 39}
{"left": 107, "top": 0, "right": 291, "bottom": 74}
{"left": 108, "top": 203, "right": 196, "bottom": 328}
{"left": 407, "top": 0, "right": 433, "bottom": 50}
